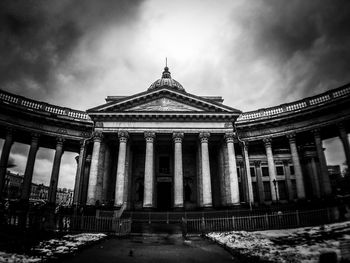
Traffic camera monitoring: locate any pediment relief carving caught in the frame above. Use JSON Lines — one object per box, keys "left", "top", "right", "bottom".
{"left": 125, "top": 98, "right": 204, "bottom": 112}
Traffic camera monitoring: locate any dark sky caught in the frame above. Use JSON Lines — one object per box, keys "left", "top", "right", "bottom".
{"left": 0, "top": 0, "right": 349, "bottom": 188}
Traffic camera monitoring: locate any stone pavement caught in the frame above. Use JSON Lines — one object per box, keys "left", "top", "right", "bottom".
{"left": 61, "top": 233, "right": 239, "bottom": 263}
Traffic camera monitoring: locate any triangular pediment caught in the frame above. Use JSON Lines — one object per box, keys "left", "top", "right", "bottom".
{"left": 125, "top": 97, "right": 204, "bottom": 112}
{"left": 87, "top": 87, "right": 241, "bottom": 115}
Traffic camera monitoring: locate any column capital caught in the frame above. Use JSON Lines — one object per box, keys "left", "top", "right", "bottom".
{"left": 93, "top": 131, "right": 103, "bottom": 142}
{"left": 282, "top": 159, "right": 290, "bottom": 166}
{"left": 312, "top": 128, "right": 321, "bottom": 138}
{"left": 224, "top": 132, "right": 236, "bottom": 143}
{"left": 79, "top": 139, "right": 86, "bottom": 149}
{"left": 253, "top": 160, "right": 261, "bottom": 167}
{"left": 286, "top": 132, "right": 296, "bottom": 142}
{"left": 263, "top": 137, "right": 272, "bottom": 147}
{"left": 56, "top": 136, "right": 65, "bottom": 146}
{"left": 144, "top": 131, "right": 156, "bottom": 143}
{"left": 173, "top": 132, "right": 184, "bottom": 143}
{"left": 31, "top": 133, "right": 40, "bottom": 144}
{"left": 118, "top": 131, "right": 129, "bottom": 143}
{"left": 199, "top": 132, "right": 210, "bottom": 143}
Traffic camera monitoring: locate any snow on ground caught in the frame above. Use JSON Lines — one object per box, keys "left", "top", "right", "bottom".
{"left": 0, "top": 233, "right": 106, "bottom": 263}
{"left": 207, "top": 221, "right": 350, "bottom": 263}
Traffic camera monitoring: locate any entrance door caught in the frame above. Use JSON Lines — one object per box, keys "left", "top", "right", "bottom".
{"left": 157, "top": 182, "right": 172, "bottom": 210}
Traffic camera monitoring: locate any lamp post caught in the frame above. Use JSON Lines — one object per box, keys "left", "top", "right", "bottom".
{"left": 272, "top": 179, "right": 279, "bottom": 204}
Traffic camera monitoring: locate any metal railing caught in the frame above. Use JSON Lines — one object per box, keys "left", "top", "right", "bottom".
{"left": 0, "top": 89, "right": 91, "bottom": 121}
{"left": 237, "top": 84, "right": 350, "bottom": 122}
{"left": 183, "top": 207, "right": 336, "bottom": 233}
{"left": 2, "top": 211, "right": 131, "bottom": 236}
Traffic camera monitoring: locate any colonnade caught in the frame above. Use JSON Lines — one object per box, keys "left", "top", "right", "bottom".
{"left": 0, "top": 122, "right": 349, "bottom": 208}
{"left": 84, "top": 131, "right": 240, "bottom": 209}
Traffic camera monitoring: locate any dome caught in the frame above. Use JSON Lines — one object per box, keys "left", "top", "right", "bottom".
{"left": 148, "top": 66, "right": 185, "bottom": 92}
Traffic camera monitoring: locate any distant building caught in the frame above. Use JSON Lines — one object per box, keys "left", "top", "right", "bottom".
{"left": 3, "top": 171, "right": 73, "bottom": 205}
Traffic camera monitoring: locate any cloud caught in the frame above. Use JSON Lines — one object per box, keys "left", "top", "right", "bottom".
{"left": 0, "top": 0, "right": 145, "bottom": 104}
{"left": 224, "top": 0, "right": 350, "bottom": 109}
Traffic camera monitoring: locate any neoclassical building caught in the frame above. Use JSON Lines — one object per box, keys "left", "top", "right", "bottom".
{"left": 0, "top": 66, "right": 349, "bottom": 210}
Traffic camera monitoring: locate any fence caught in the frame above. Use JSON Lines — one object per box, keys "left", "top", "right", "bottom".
{"left": 123, "top": 204, "right": 332, "bottom": 223}
{"left": 184, "top": 208, "right": 336, "bottom": 233}
{"left": 2, "top": 211, "right": 131, "bottom": 236}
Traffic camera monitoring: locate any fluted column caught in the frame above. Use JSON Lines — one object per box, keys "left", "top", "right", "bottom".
{"left": 313, "top": 129, "right": 332, "bottom": 196}
{"left": 102, "top": 143, "right": 111, "bottom": 202}
{"left": 0, "top": 128, "right": 13, "bottom": 196}
{"left": 287, "top": 133, "right": 305, "bottom": 199}
{"left": 143, "top": 132, "right": 155, "bottom": 209}
{"left": 87, "top": 131, "right": 103, "bottom": 205}
{"left": 254, "top": 161, "right": 265, "bottom": 203}
{"left": 73, "top": 140, "right": 86, "bottom": 205}
{"left": 199, "top": 132, "right": 212, "bottom": 207}
{"left": 114, "top": 131, "right": 129, "bottom": 207}
{"left": 263, "top": 138, "right": 278, "bottom": 201}
{"left": 224, "top": 132, "right": 240, "bottom": 205}
{"left": 338, "top": 122, "right": 350, "bottom": 171}
{"left": 48, "top": 137, "right": 65, "bottom": 204}
{"left": 21, "top": 133, "right": 40, "bottom": 200}
{"left": 242, "top": 141, "right": 254, "bottom": 204}
{"left": 173, "top": 132, "right": 184, "bottom": 208}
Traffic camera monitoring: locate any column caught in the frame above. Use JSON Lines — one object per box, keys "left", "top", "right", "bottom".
{"left": 21, "top": 133, "right": 40, "bottom": 200}
{"left": 242, "top": 141, "right": 254, "bottom": 204}
{"left": 114, "top": 131, "right": 129, "bottom": 207}
{"left": 224, "top": 132, "right": 240, "bottom": 205}
{"left": 283, "top": 160, "right": 294, "bottom": 201}
{"left": 287, "top": 133, "right": 306, "bottom": 199}
{"left": 48, "top": 137, "right": 64, "bottom": 204}
{"left": 0, "top": 128, "right": 13, "bottom": 196}
{"left": 102, "top": 143, "right": 111, "bottom": 202}
{"left": 81, "top": 155, "right": 92, "bottom": 205}
{"left": 313, "top": 129, "right": 332, "bottom": 196}
{"left": 143, "top": 132, "right": 155, "bottom": 209}
{"left": 73, "top": 140, "right": 86, "bottom": 205}
{"left": 310, "top": 156, "right": 321, "bottom": 198}
{"left": 199, "top": 132, "right": 212, "bottom": 207}
{"left": 173, "top": 132, "right": 184, "bottom": 208}
{"left": 338, "top": 122, "right": 350, "bottom": 170}
{"left": 254, "top": 161, "right": 265, "bottom": 203}
{"left": 86, "top": 131, "right": 103, "bottom": 205}
{"left": 263, "top": 138, "right": 278, "bottom": 201}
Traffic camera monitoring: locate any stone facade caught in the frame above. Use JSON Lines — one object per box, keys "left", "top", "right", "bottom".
{"left": 0, "top": 67, "right": 350, "bottom": 210}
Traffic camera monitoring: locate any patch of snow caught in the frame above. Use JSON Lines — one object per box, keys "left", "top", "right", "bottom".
{"left": 208, "top": 221, "right": 350, "bottom": 263}
{"left": 0, "top": 233, "right": 106, "bottom": 262}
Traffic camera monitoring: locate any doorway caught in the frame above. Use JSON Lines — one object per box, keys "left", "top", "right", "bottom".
{"left": 157, "top": 182, "right": 172, "bottom": 210}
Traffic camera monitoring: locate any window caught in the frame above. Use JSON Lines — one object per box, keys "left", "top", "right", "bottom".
{"left": 290, "top": 165, "right": 295, "bottom": 175}
{"left": 276, "top": 166, "right": 284, "bottom": 176}
{"left": 263, "top": 182, "right": 272, "bottom": 201}
{"left": 277, "top": 180, "right": 287, "bottom": 200}
{"left": 250, "top": 167, "right": 256, "bottom": 177}
{"left": 237, "top": 167, "right": 240, "bottom": 177}
{"left": 261, "top": 166, "right": 269, "bottom": 177}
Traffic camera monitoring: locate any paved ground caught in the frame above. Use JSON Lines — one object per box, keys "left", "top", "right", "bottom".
{"left": 62, "top": 234, "right": 239, "bottom": 263}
